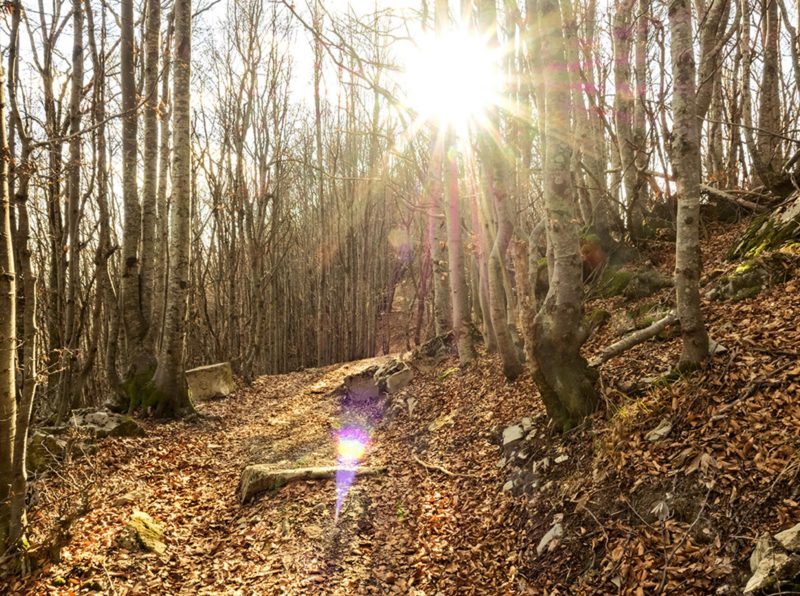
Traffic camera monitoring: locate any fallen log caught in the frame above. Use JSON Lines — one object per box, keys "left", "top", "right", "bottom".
{"left": 700, "top": 184, "right": 767, "bottom": 213}
{"left": 590, "top": 312, "right": 678, "bottom": 367}
{"left": 239, "top": 464, "right": 386, "bottom": 504}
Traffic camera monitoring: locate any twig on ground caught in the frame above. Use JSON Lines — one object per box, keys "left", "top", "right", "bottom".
{"left": 412, "top": 455, "right": 480, "bottom": 479}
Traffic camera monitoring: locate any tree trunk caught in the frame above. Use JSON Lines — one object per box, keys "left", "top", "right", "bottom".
{"left": 528, "top": 0, "right": 598, "bottom": 432}
{"left": 669, "top": 0, "right": 709, "bottom": 366}
{"left": 121, "top": 0, "right": 156, "bottom": 396}
{"left": 0, "top": 62, "right": 18, "bottom": 549}
{"left": 152, "top": 0, "right": 193, "bottom": 417}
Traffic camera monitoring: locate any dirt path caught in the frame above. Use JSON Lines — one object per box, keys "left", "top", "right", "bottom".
{"left": 15, "top": 354, "right": 536, "bottom": 595}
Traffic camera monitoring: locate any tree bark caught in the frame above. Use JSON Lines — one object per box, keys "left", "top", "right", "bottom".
{"left": 528, "top": 0, "right": 598, "bottom": 431}
{"left": 669, "top": 0, "right": 709, "bottom": 366}
{"left": 0, "top": 62, "right": 18, "bottom": 549}
{"left": 153, "top": 0, "right": 193, "bottom": 416}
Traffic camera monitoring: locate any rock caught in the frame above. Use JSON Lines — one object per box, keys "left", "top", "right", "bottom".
{"left": 114, "top": 488, "right": 146, "bottom": 507}
{"left": 744, "top": 534, "right": 800, "bottom": 594}
{"left": 385, "top": 368, "right": 413, "bottom": 394}
{"left": 502, "top": 480, "right": 514, "bottom": 493}
{"left": 521, "top": 417, "right": 532, "bottom": 432}
{"left": 185, "top": 362, "right": 235, "bottom": 402}
{"left": 502, "top": 425, "right": 524, "bottom": 447}
{"left": 536, "top": 522, "right": 564, "bottom": 556}
{"left": 119, "top": 510, "right": 166, "bottom": 555}
{"left": 645, "top": 418, "right": 673, "bottom": 442}
{"left": 776, "top": 523, "right": 800, "bottom": 552}
{"left": 27, "top": 431, "right": 67, "bottom": 473}
{"left": 730, "top": 190, "right": 800, "bottom": 259}
{"left": 69, "top": 409, "right": 145, "bottom": 439}
{"left": 708, "top": 249, "right": 800, "bottom": 302}
{"left": 623, "top": 269, "right": 673, "bottom": 299}
{"left": 554, "top": 454, "right": 569, "bottom": 464}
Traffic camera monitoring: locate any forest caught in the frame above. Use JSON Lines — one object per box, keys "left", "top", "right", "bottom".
{"left": 1, "top": 0, "right": 800, "bottom": 592}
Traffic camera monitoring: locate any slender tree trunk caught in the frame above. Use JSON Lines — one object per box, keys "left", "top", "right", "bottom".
{"left": 141, "top": 0, "right": 161, "bottom": 344}
{"left": 0, "top": 62, "right": 18, "bottom": 549}
{"left": 669, "top": 0, "right": 709, "bottom": 366}
{"left": 478, "top": 0, "right": 523, "bottom": 380}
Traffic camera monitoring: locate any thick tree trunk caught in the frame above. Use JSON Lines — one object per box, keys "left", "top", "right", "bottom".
{"left": 669, "top": 0, "right": 709, "bottom": 366}
{"left": 529, "top": 0, "right": 598, "bottom": 431}
{"left": 153, "top": 0, "right": 193, "bottom": 417}
{"left": 756, "top": 0, "right": 782, "bottom": 183}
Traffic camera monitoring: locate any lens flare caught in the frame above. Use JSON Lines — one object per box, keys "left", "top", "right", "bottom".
{"left": 335, "top": 427, "right": 370, "bottom": 520}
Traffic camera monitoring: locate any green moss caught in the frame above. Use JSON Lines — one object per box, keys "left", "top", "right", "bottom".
{"left": 597, "top": 268, "right": 633, "bottom": 297}
{"left": 732, "top": 285, "right": 762, "bottom": 301}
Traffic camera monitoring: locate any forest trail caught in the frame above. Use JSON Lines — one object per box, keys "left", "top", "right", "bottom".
{"left": 11, "top": 222, "right": 800, "bottom": 594}
{"left": 19, "top": 354, "right": 536, "bottom": 594}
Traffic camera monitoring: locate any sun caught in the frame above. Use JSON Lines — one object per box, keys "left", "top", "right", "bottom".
{"left": 402, "top": 29, "right": 503, "bottom": 132}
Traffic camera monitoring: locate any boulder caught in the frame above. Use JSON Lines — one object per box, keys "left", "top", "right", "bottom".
{"left": 730, "top": 190, "right": 800, "bottom": 259}
{"left": 27, "top": 431, "right": 68, "bottom": 473}
{"left": 708, "top": 249, "right": 799, "bottom": 302}
{"left": 502, "top": 425, "right": 524, "bottom": 447}
{"left": 185, "top": 362, "right": 235, "bottom": 402}
{"left": 536, "top": 522, "right": 564, "bottom": 556}
{"left": 69, "top": 409, "right": 145, "bottom": 438}
{"left": 384, "top": 368, "right": 413, "bottom": 394}
{"left": 118, "top": 510, "right": 166, "bottom": 555}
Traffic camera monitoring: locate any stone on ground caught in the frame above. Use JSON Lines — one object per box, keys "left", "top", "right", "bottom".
{"left": 118, "top": 510, "right": 166, "bottom": 555}
{"left": 185, "top": 362, "right": 235, "bottom": 401}
{"left": 69, "top": 408, "right": 145, "bottom": 438}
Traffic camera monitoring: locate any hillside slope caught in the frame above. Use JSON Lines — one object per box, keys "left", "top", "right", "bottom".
{"left": 5, "top": 221, "right": 800, "bottom": 595}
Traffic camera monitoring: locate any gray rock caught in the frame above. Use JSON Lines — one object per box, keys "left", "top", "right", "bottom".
{"left": 536, "top": 523, "right": 564, "bottom": 556}
{"left": 521, "top": 417, "right": 532, "bottom": 432}
{"left": 776, "top": 523, "right": 800, "bottom": 552}
{"left": 385, "top": 368, "right": 414, "bottom": 393}
{"left": 185, "top": 362, "right": 235, "bottom": 402}
{"left": 502, "top": 425, "right": 524, "bottom": 446}
{"left": 69, "top": 409, "right": 145, "bottom": 439}
{"left": 744, "top": 534, "right": 800, "bottom": 594}
{"left": 645, "top": 418, "right": 673, "bottom": 442}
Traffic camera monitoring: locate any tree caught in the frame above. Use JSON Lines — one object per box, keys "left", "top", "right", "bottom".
{"left": 152, "top": 0, "right": 193, "bottom": 416}
{"left": 0, "top": 61, "right": 18, "bottom": 549}
{"left": 477, "top": 0, "right": 523, "bottom": 380}
{"left": 669, "top": 0, "right": 709, "bottom": 366}
{"left": 120, "top": 0, "right": 156, "bottom": 402}
{"left": 527, "top": 0, "right": 598, "bottom": 431}
{"left": 436, "top": 0, "right": 475, "bottom": 365}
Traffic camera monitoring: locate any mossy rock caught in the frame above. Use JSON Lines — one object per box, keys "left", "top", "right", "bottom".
{"left": 708, "top": 249, "right": 800, "bottom": 302}
{"left": 729, "top": 191, "right": 800, "bottom": 259}
{"left": 594, "top": 267, "right": 671, "bottom": 299}
{"left": 118, "top": 510, "right": 166, "bottom": 555}
{"left": 27, "top": 431, "right": 67, "bottom": 473}
{"left": 623, "top": 269, "right": 672, "bottom": 299}
{"left": 596, "top": 268, "right": 634, "bottom": 297}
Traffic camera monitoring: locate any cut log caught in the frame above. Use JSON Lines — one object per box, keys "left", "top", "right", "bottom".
{"left": 590, "top": 312, "right": 678, "bottom": 366}
{"left": 238, "top": 464, "right": 386, "bottom": 503}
